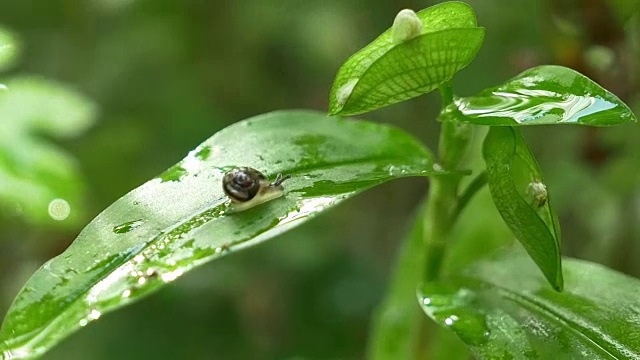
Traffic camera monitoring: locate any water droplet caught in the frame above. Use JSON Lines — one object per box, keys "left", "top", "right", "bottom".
{"left": 444, "top": 315, "right": 458, "bottom": 326}
{"left": 336, "top": 79, "right": 359, "bottom": 107}
{"left": 88, "top": 309, "right": 101, "bottom": 320}
{"left": 161, "top": 269, "right": 183, "bottom": 282}
{"left": 113, "top": 219, "right": 144, "bottom": 234}
{"left": 79, "top": 319, "right": 88, "bottom": 327}
{"left": 122, "top": 289, "right": 131, "bottom": 298}
{"left": 420, "top": 285, "right": 490, "bottom": 346}
{"left": 48, "top": 198, "right": 70, "bottom": 221}
{"left": 387, "top": 165, "right": 397, "bottom": 175}
{"left": 455, "top": 89, "right": 618, "bottom": 125}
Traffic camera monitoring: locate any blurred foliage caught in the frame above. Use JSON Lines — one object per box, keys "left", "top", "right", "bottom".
{"left": 0, "top": 0, "right": 638, "bottom": 359}
{"left": 0, "top": 76, "right": 96, "bottom": 227}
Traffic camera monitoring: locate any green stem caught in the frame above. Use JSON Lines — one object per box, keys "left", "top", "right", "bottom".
{"left": 422, "top": 176, "right": 459, "bottom": 281}
{"left": 422, "top": 82, "right": 470, "bottom": 282}
{"left": 455, "top": 171, "right": 487, "bottom": 218}
{"left": 438, "top": 81, "right": 454, "bottom": 107}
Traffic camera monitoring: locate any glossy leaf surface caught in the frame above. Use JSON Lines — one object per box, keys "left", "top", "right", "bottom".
{"left": 440, "top": 65, "right": 637, "bottom": 126}
{"left": 329, "top": 2, "right": 484, "bottom": 116}
{"left": 483, "top": 127, "right": 563, "bottom": 290}
{"left": 0, "top": 77, "right": 96, "bottom": 226}
{"left": 0, "top": 110, "right": 439, "bottom": 359}
{"left": 419, "top": 250, "right": 640, "bottom": 359}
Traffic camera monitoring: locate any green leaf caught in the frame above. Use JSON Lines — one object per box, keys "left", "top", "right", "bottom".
{"left": 418, "top": 249, "right": 640, "bottom": 359}
{"left": 482, "top": 127, "right": 563, "bottom": 290}
{"left": 0, "top": 77, "right": 96, "bottom": 226}
{"left": 368, "top": 202, "right": 427, "bottom": 360}
{"left": 440, "top": 65, "right": 637, "bottom": 126}
{"left": 329, "top": 2, "right": 485, "bottom": 116}
{"left": 369, "top": 200, "right": 472, "bottom": 360}
{"left": 0, "top": 27, "right": 19, "bottom": 72}
{"left": 0, "top": 110, "right": 439, "bottom": 359}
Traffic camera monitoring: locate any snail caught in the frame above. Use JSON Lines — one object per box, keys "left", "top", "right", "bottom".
{"left": 527, "top": 180, "right": 547, "bottom": 208}
{"left": 222, "top": 167, "right": 291, "bottom": 212}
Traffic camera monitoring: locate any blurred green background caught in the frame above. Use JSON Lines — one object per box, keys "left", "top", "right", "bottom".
{"left": 0, "top": 0, "right": 638, "bottom": 359}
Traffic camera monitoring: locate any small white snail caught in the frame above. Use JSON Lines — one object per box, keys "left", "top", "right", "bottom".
{"left": 222, "top": 167, "right": 291, "bottom": 212}
{"left": 527, "top": 180, "right": 548, "bottom": 208}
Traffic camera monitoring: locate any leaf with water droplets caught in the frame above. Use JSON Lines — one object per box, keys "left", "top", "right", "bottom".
{"left": 418, "top": 249, "right": 640, "bottom": 359}
{"left": 483, "top": 126, "right": 563, "bottom": 291}
{"left": 440, "top": 65, "right": 637, "bottom": 126}
{"left": 329, "top": 2, "right": 484, "bottom": 116}
{"left": 0, "top": 110, "right": 439, "bottom": 359}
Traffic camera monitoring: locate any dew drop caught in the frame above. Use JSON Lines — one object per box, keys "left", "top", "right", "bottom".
{"left": 444, "top": 315, "right": 458, "bottom": 326}
{"left": 48, "top": 198, "right": 71, "bottom": 221}
{"left": 88, "top": 309, "right": 101, "bottom": 320}
{"left": 133, "top": 254, "right": 146, "bottom": 263}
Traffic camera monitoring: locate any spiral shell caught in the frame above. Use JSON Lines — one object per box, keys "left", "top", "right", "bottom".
{"left": 222, "top": 167, "right": 290, "bottom": 211}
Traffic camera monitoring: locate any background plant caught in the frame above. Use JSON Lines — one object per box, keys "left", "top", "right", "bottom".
{"left": 1, "top": 0, "right": 640, "bottom": 360}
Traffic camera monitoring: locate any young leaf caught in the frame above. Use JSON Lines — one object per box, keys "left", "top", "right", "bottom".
{"left": 0, "top": 110, "right": 439, "bottom": 359}
{"left": 440, "top": 65, "right": 637, "bottom": 126}
{"left": 329, "top": 2, "right": 484, "bottom": 116}
{"left": 482, "top": 127, "right": 563, "bottom": 290}
{"left": 418, "top": 249, "right": 640, "bottom": 359}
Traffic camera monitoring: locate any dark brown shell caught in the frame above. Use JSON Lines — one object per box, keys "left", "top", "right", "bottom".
{"left": 222, "top": 167, "right": 268, "bottom": 202}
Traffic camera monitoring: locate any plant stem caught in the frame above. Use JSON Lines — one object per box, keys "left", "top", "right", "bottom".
{"left": 455, "top": 171, "right": 487, "bottom": 218}
{"left": 422, "top": 82, "right": 470, "bottom": 282}
{"left": 422, "top": 175, "right": 460, "bottom": 281}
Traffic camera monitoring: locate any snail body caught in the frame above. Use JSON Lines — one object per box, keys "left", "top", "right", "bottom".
{"left": 222, "top": 167, "right": 291, "bottom": 212}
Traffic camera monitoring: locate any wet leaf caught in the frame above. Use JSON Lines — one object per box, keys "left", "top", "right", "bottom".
{"left": 440, "top": 65, "right": 637, "bottom": 126}
{"left": 0, "top": 77, "right": 96, "bottom": 226}
{"left": 418, "top": 249, "right": 640, "bottom": 359}
{"left": 482, "top": 127, "right": 563, "bottom": 290}
{"left": 0, "top": 110, "right": 439, "bottom": 359}
{"left": 329, "top": 2, "right": 484, "bottom": 116}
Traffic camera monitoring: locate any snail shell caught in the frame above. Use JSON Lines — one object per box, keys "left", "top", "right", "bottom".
{"left": 222, "top": 167, "right": 290, "bottom": 211}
